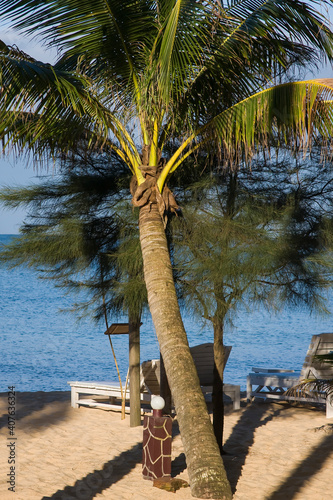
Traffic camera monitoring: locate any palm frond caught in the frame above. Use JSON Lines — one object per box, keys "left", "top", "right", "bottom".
{"left": 287, "top": 378, "right": 333, "bottom": 400}
{"left": 0, "top": 41, "right": 143, "bottom": 172}
{"left": 182, "top": 0, "right": 333, "bottom": 98}
{"left": 2, "top": 1, "right": 333, "bottom": 190}
{"left": 287, "top": 349, "right": 333, "bottom": 399}
{"left": 222, "top": 0, "right": 333, "bottom": 60}
{"left": 206, "top": 79, "right": 333, "bottom": 163}
{"left": 158, "top": 80, "right": 333, "bottom": 186}
{"left": 0, "top": 43, "right": 106, "bottom": 136}
{"left": 0, "top": 1, "right": 156, "bottom": 74}
{"left": 156, "top": 0, "right": 210, "bottom": 103}
{"left": 0, "top": 0, "right": 158, "bottom": 136}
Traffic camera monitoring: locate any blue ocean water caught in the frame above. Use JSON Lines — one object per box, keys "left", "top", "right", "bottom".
{"left": 0, "top": 234, "right": 332, "bottom": 392}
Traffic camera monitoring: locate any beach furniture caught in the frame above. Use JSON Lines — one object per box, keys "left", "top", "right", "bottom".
{"left": 246, "top": 333, "right": 333, "bottom": 418}
{"left": 68, "top": 342, "right": 240, "bottom": 411}
{"left": 68, "top": 358, "right": 160, "bottom": 411}
{"left": 191, "top": 343, "right": 240, "bottom": 410}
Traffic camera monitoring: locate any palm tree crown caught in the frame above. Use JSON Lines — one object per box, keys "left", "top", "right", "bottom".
{"left": 1, "top": 0, "right": 333, "bottom": 191}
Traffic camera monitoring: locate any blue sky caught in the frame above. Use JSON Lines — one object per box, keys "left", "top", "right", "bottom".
{"left": 0, "top": 25, "right": 58, "bottom": 233}
{"left": 0, "top": 6, "right": 333, "bottom": 233}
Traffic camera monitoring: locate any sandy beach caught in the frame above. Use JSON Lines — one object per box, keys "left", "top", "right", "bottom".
{"left": 0, "top": 391, "right": 332, "bottom": 500}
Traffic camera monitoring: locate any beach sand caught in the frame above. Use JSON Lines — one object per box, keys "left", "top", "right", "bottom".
{"left": 0, "top": 391, "right": 332, "bottom": 499}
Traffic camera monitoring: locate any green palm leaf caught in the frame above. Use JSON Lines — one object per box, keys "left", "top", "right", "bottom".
{"left": 158, "top": 80, "right": 333, "bottom": 188}
{"left": 179, "top": 0, "right": 333, "bottom": 112}
{"left": 209, "top": 79, "right": 333, "bottom": 161}
{"left": 156, "top": 0, "right": 210, "bottom": 103}
{"left": 2, "top": 1, "right": 333, "bottom": 187}
{"left": 0, "top": 41, "right": 143, "bottom": 171}
{"left": 0, "top": 43, "right": 106, "bottom": 129}
{"left": 223, "top": 0, "right": 333, "bottom": 56}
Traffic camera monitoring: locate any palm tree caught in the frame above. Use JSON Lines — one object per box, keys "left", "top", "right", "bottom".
{"left": 2, "top": 1, "right": 333, "bottom": 497}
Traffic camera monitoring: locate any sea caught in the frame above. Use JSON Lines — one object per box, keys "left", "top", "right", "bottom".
{"left": 1, "top": 234, "right": 332, "bottom": 393}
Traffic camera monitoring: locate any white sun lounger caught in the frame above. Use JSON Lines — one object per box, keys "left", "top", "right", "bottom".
{"left": 247, "top": 333, "right": 333, "bottom": 418}
{"left": 68, "top": 359, "right": 160, "bottom": 412}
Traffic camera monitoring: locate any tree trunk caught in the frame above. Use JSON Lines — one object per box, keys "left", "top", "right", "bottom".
{"left": 160, "top": 353, "right": 172, "bottom": 415}
{"left": 213, "top": 322, "right": 225, "bottom": 454}
{"left": 139, "top": 202, "right": 232, "bottom": 499}
{"left": 129, "top": 316, "right": 141, "bottom": 427}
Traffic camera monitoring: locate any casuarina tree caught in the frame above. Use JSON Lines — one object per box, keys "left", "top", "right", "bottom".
{"left": 0, "top": 150, "right": 147, "bottom": 426}
{"left": 2, "top": 1, "right": 333, "bottom": 497}
{"left": 170, "top": 154, "right": 333, "bottom": 452}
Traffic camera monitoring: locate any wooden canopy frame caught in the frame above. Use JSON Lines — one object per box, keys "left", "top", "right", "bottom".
{"left": 104, "top": 322, "right": 142, "bottom": 426}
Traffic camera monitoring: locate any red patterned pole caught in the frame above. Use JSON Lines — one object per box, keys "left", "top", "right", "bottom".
{"left": 142, "top": 396, "right": 172, "bottom": 480}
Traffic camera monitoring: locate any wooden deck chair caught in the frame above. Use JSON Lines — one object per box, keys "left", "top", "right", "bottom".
{"left": 141, "top": 359, "right": 160, "bottom": 396}
{"left": 190, "top": 343, "right": 240, "bottom": 410}
{"left": 246, "top": 333, "right": 333, "bottom": 418}
{"left": 68, "top": 359, "right": 160, "bottom": 411}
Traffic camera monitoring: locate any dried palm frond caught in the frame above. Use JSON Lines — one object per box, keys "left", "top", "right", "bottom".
{"left": 287, "top": 378, "right": 333, "bottom": 400}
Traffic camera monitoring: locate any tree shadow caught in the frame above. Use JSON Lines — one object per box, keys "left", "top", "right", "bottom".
{"left": 169, "top": 400, "right": 236, "bottom": 479}
{"left": 41, "top": 415, "right": 187, "bottom": 498}
{"left": 267, "top": 431, "right": 333, "bottom": 500}
{"left": 222, "top": 401, "right": 284, "bottom": 493}
{"left": 171, "top": 453, "right": 187, "bottom": 477}
{"left": 0, "top": 391, "right": 71, "bottom": 431}
{"left": 169, "top": 418, "right": 187, "bottom": 477}
{"left": 41, "top": 443, "right": 143, "bottom": 499}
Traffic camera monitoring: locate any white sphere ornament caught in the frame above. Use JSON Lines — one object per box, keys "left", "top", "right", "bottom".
{"left": 151, "top": 395, "right": 165, "bottom": 410}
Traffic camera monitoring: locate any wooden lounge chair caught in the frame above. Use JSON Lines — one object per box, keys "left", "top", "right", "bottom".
{"left": 246, "top": 333, "right": 333, "bottom": 418}
{"left": 191, "top": 343, "right": 240, "bottom": 410}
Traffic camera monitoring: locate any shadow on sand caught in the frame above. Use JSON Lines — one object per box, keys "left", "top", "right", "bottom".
{"left": 267, "top": 429, "right": 333, "bottom": 500}
{"left": 223, "top": 400, "right": 332, "bottom": 498}
{"left": 0, "top": 391, "right": 71, "bottom": 431}
{"left": 223, "top": 401, "right": 283, "bottom": 492}
{"left": 42, "top": 443, "right": 143, "bottom": 499}
{"left": 38, "top": 408, "right": 186, "bottom": 498}
{"left": 3, "top": 392, "right": 331, "bottom": 498}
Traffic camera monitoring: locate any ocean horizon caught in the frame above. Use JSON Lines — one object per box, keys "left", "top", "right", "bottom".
{"left": 1, "top": 234, "right": 333, "bottom": 393}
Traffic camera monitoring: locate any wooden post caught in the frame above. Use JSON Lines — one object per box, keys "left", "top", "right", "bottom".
{"left": 129, "top": 319, "right": 141, "bottom": 427}
{"left": 105, "top": 321, "right": 142, "bottom": 425}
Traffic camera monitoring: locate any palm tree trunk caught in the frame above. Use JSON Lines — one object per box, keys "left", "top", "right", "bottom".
{"left": 139, "top": 202, "right": 232, "bottom": 499}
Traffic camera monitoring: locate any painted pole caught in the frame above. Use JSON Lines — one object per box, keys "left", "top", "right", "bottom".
{"left": 142, "top": 396, "right": 172, "bottom": 480}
